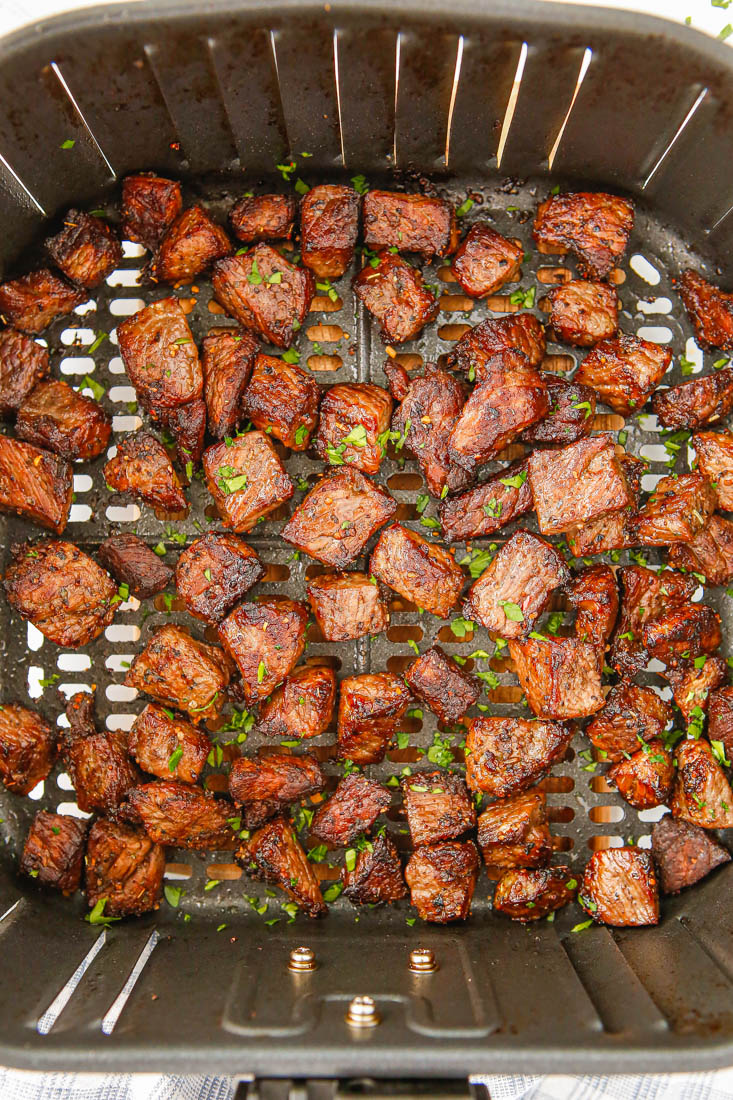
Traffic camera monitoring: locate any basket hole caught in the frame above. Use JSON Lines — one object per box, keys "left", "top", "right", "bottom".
{"left": 206, "top": 863, "right": 241, "bottom": 880}
{"left": 387, "top": 625, "right": 423, "bottom": 644}
{"left": 106, "top": 504, "right": 140, "bottom": 523}
{"left": 588, "top": 835, "right": 624, "bottom": 851}
{"left": 593, "top": 413, "right": 625, "bottom": 431}
{"left": 260, "top": 563, "right": 289, "bottom": 583}
{"left": 106, "top": 268, "right": 142, "bottom": 287}
{"left": 311, "top": 294, "right": 343, "bottom": 312}
{"left": 638, "top": 805, "right": 669, "bottom": 823}
{"left": 105, "top": 624, "right": 140, "bottom": 643}
{"left": 386, "top": 655, "right": 413, "bottom": 675}
{"left": 387, "top": 473, "right": 423, "bottom": 492}
{"left": 541, "top": 775, "right": 574, "bottom": 794}
{"left": 110, "top": 298, "right": 145, "bottom": 317}
{"left": 394, "top": 353, "right": 422, "bottom": 370}
{"left": 165, "top": 863, "right": 192, "bottom": 879}
{"left": 590, "top": 805, "right": 624, "bottom": 824}
{"left": 61, "top": 327, "right": 96, "bottom": 347}
{"left": 438, "top": 323, "right": 471, "bottom": 341}
{"left": 57, "top": 801, "right": 92, "bottom": 819}
{"left": 108, "top": 356, "right": 126, "bottom": 374}
{"left": 106, "top": 714, "right": 136, "bottom": 731}
{"left": 57, "top": 654, "right": 91, "bottom": 672}
{"left": 389, "top": 596, "right": 418, "bottom": 612}
{"left": 438, "top": 623, "right": 474, "bottom": 643}
{"left": 437, "top": 266, "right": 457, "bottom": 284}
{"left": 486, "top": 686, "right": 523, "bottom": 703}
{"left": 27, "top": 623, "right": 44, "bottom": 651}
{"left": 69, "top": 504, "right": 92, "bottom": 523}
{"left": 122, "top": 241, "right": 146, "bottom": 258}
{"left": 105, "top": 654, "right": 134, "bottom": 672}
{"left": 440, "top": 294, "right": 473, "bottom": 313}
{"left": 109, "top": 385, "right": 137, "bottom": 403}
{"left": 537, "top": 266, "right": 571, "bottom": 285}
{"left": 636, "top": 326, "right": 672, "bottom": 345}
{"left": 547, "top": 805, "right": 574, "bottom": 823}
{"left": 637, "top": 296, "right": 672, "bottom": 315}
{"left": 60, "top": 356, "right": 94, "bottom": 374}
{"left": 541, "top": 354, "right": 574, "bottom": 373}
{"left": 307, "top": 324, "right": 344, "bottom": 343}
{"left": 485, "top": 295, "right": 521, "bottom": 314}
{"left": 552, "top": 835, "right": 573, "bottom": 852}
{"left": 73, "top": 474, "right": 92, "bottom": 493}
{"left": 153, "top": 593, "right": 185, "bottom": 613}
{"left": 629, "top": 254, "right": 660, "bottom": 286}
{"left": 591, "top": 776, "right": 614, "bottom": 794}
{"left": 308, "top": 355, "right": 342, "bottom": 372}
{"left": 105, "top": 684, "right": 138, "bottom": 702}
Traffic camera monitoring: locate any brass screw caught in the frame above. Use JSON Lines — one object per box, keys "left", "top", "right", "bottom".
{"left": 409, "top": 947, "right": 437, "bottom": 973}
{"left": 288, "top": 946, "right": 317, "bottom": 973}
{"left": 345, "top": 995, "right": 381, "bottom": 1028}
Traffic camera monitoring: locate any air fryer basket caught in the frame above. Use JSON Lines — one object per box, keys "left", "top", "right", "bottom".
{"left": 1, "top": 0, "right": 733, "bottom": 1082}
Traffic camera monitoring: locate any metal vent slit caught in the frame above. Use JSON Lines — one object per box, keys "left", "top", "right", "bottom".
{"left": 642, "top": 86, "right": 708, "bottom": 190}
{"left": 37, "top": 930, "right": 107, "bottom": 1035}
{"left": 49, "top": 62, "right": 116, "bottom": 180}
{"left": 495, "top": 42, "right": 528, "bottom": 169}
{"left": 101, "top": 929, "right": 160, "bottom": 1035}
{"left": 444, "top": 35, "right": 464, "bottom": 168}
{"left": 547, "top": 47, "right": 593, "bottom": 170}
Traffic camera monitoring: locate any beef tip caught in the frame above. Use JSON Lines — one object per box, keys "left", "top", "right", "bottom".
{"left": 202, "top": 327, "right": 258, "bottom": 439}
{"left": 154, "top": 205, "right": 230, "bottom": 284}
{"left": 581, "top": 848, "right": 659, "bottom": 927}
{"left": 0, "top": 703, "right": 56, "bottom": 795}
{"left": 63, "top": 691, "right": 140, "bottom": 815}
{"left": 465, "top": 716, "right": 572, "bottom": 797}
{"left": 529, "top": 435, "right": 634, "bottom": 536}
{"left": 447, "top": 314, "right": 546, "bottom": 377}
{"left": 121, "top": 173, "right": 182, "bottom": 251}
{"left": 342, "top": 833, "right": 407, "bottom": 905}
{"left": 533, "top": 191, "right": 634, "bottom": 279}
{"left": 175, "top": 532, "right": 264, "bottom": 623}
{"left": 212, "top": 245, "right": 314, "bottom": 349}
{"left": 160, "top": 397, "right": 207, "bottom": 469}
{"left": 117, "top": 297, "right": 202, "bottom": 413}
{"left": 566, "top": 564, "right": 619, "bottom": 647}
{"left": 641, "top": 601, "right": 721, "bottom": 666}
{"left": 300, "top": 184, "right": 360, "bottom": 277}
{"left": 651, "top": 815, "right": 730, "bottom": 894}
{"left": 477, "top": 789, "right": 552, "bottom": 869}
{"left": 463, "top": 530, "right": 568, "bottom": 637}
{"left": 450, "top": 223, "right": 523, "bottom": 298}
{"left": 0, "top": 328, "right": 49, "bottom": 415}
{"left": 352, "top": 251, "right": 439, "bottom": 344}
{"left": 218, "top": 597, "right": 308, "bottom": 705}
{"left": 85, "top": 819, "right": 165, "bottom": 917}
{"left": 566, "top": 453, "right": 643, "bottom": 556}
{"left": 337, "top": 672, "right": 412, "bottom": 764}
{"left": 229, "top": 750, "right": 324, "bottom": 814}
{"left": 652, "top": 368, "right": 733, "bottom": 430}
{"left": 230, "top": 193, "right": 297, "bottom": 243}
{"left": 0, "top": 434, "right": 72, "bottom": 532}
{"left": 128, "top": 703, "right": 211, "bottom": 784}
{"left": 509, "top": 635, "right": 605, "bottom": 719}
{"left": 310, "top": 772, "right": 392, "bottom": 847}
{"left": 363, "top": 190, "right": 458, "bottom": 258}
{"left": 405, "top": 645, "right": 480, "bottom": 724}
{"left": 439, "top": 458, "right": 532, "bottom": 542}
{"left": 370, "top": 522, "right": 465, "bottom": 618}
{"left": 4, "top": 539, "right": 115, "bottom": 647}
{"left": 239, "top": 817, "right": 327, "bottom": 916}
{"left": 405, "top": 841, "right": 478, "bottom": 923}
{"left": 608, "top": 739, "right": 674, "bottom": 810}
{"left": 46, "top": 208, "right": 122, "bottom": 289}
{"left": 384, "top": 358, "right": 410, "bottom": 402}
{"left": 126, "top": 779, "right": 235, "bottom": 849}
{"left": 203, "top": 431, "right": 293, "bottom": 532}
{"left": 610, "top": 565, "right": 697, "bottom": 676}
{"left": 494, "top": 866, "right": 576, "bottom": 922}
{"left": 521, "top": 374, "right": 596, "bottom": 445}
{"left": 0, "top": 268, "right": 86, "bottom": 333}
{"left": 664, "top": 655, "right": 727, "bottom": 724}
{"left": 126, "top": 624, "right": 231, "bottom": 721}
{"left": 679, "top": 269, "right": 733, "bottom": 351}
{"left": 668, "top": 514, "right": 733, "bottom": 585}
{"left": 307, "top": 571, "right": 390, "bottom": 641}
{"left": 634, "top": 472, "right": 716, "bottom": 546}
{"left": 586, "top": 680, "right": 672, "bottom": 763}
{"left": 16, "top": 378, "right": 111, "bottom": 461}
{"left": 315, "top": 382, "right": 392, "bottom": 474}
{"left": 243, "top": 352, "right": 320, "bottom": 451}
{"left": 574, "top": 333, "right": 671, "bottom": 416}
{"left": 693, "top": 430, "right": 733, "bottom": 510}
{"left": 671, "top": 739, "right": 733, "bottom": 828}
{"left": 98, "top": 533, "right": 172, "bottom": 599}
{"left": 709, "top": 685, "right": 733, "bottom": 758}
{"left": 401, "top": 768, "right": 476, "bottom": 846}
{"left": 547, "top": 281, "right": 619, "bottom": 346}
{"left": 105, "top": 432, "right": 186, "bottom": 513}
{"left": 257, "top": 665, "right": 336, "bottom": 741}
{"left": 282, "top": 467, "right": 396, "bottom": 567}
{"left": 391, "top": 362, "right": 472, "bottom": 497}
{"left": 20, "top": 812, "right": 86, "bottom": 894}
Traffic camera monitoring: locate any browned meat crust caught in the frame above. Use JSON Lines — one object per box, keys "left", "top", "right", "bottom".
{"left": 641, "top": 601, "right": 721, "bottom": 666}
{"left": 451, "top": 223, "right": 523, "bottom": 298}
{"left": 401, "top": 768, "right": 476, "bottom": 846}
{"left": 257, "top": 665, "right": 336, "bottom": 741}
{"left": 671, "top": 739, "right": 733, "bottom": 828}
{"left": 533, "top": 191, "right": 634, "bottom": 279}
{"left": 63, "top": 691, "right": 141, "bottom": 815}
{"left": 633, "top": 472, "right": 716, "bottom": 546}
{"left": 21, "top": 812, "right": 87, "bottom": 894}
{"left": 126, "top": 779, "right": 236, "bottom": 849}
{"left": 230, "top": 193, "right": 296, "bottom": 244}
{"left": 581, "top": 848, "right": 659, "bottom": 927}
{"left": 608, "top": 739, "right": 674, "bottom": 810}
{"left": 307, "top": 571, "right": 389, "bottom": 641}
{"left": 369, "top": 522, "right": 465, "bottom": 618}
{"left": 315, "top": 382, "right": 392, "bottom": 474}
{"left": 105, "top": 432, "right": 187, "bottom": 513}
{"left": 46, "top": 209, "right": 122, "bottom": 288}
{"left": 238, "top": 816, "right": 327, "bottom": 917}
{"left": 679, "top": 269, "right": 733, "bottom": 351}
{"left": 529, "top": 435, "right": 633, "bottom": 536}
{"left": 405, "top": 645, "right": 480, "bottom": 724}
{"left": 521, "top": 375, "right": 597, "bottom": 445}
{"left": 477, "top": 790, "right": 552, "bottom": 869}
{"left": 363, "top": 190, "right": 458, "bottom": 258}
{"left": 203, "top": 432, "right": 293, "bottom": 532}
{"left": 243, "top": 352, "right": 320, "bottom": 451}
{"left": 0, "top": 435, "right": 72, "bottom": 533}
{"left": 202, "top": 327, "right": 259, "bottom": 440}
{"left": 98, "top": 533, "right": 173, "bottom": 599}
{"left": 153, "top": 205, "right": 231, "bottom": 284}
{"left": 121, "top": 174, "right": 182, "bottom": 251}
{"left": 547, "top": 281, "right": 619, "bottom": 346}
{"left": 16, "top": 379, "right": 111, "bottom": 461}
{"left": 465, "top": 716, "right": 572, "bottom": 797}
{"left": 652, "top": 368, "right": 733, "bottom": 430}
{"left": 651, "top": 815, "right": 730, "bottom": 894}
{"left": 566, "top": 453, "right": 644, "bottom": 556}
{"left": 575, "top": 333, "right": 671, "bottom": 416}
{"left": 85, "top": 818, "right": 166, "bottom": 916}
{"left": 300, "top": 184, "right": 360, "bottom": 277}
{"left": 337, "top": 672, "right": 412, "bottom": 764}
{"left": 218, "top": 597, "right": 308, "bottom": 704}
{"left": 352, "top": 251, "right": 439, "bottom": 344}
{"left": 585, "top": 680, "right": 672, "bottom": 763}
{"left": 342, "top": 833, "right": 407, "bottom": 905}
{"left": 694, "top": 431, "right": 733, "bottom": 510}
{"left": 664, "top": 655, "right": 727, "bottom": 724}
{"left": 128, "top": 703, "right": 211, "bottom": 784}
{"left": 0, "top": 703, "right": 57, "bottom": 795}
{"left": 566, "top": 564, "right": 619, "bottom": 646}
{"left": 439, "top": 457, "right": 532, "bottom": 542}
{"left": 447, "top": 314, "right": 546, "bottom": 377}
{"left": 709, "top": 685, "right": 733, "bottom": 758}
{"left": 509, "top": 635, "right": 605, "bottom": 719}
{"left": 668, "top": 514, "right": 733, "bottom": 585}
{"left": 125, "top": 624, "right": 231, "bottom": 721}
{"left": 391, "top": 362, "right": 472, "bottom": 497}
{"left": 117, "top": 297, "right": 203, "bottom": 413}
{"left": 610, "top": 565, "right": 697, "bottom": 677}
{"left": 175, "top": 532, "right": 264, "bottom": 623}
{"left": 212, "top": 244, "right": 315, "bottom": 348}
{"left": 493, "top": 866, "right": 576, "bottom": 921}
{"left": 0, "top": 328, "right": 49, "bottom": 415}
{"left": 0, "top": 268, "right": 86, "bottom": 333}
{"left": 405, "top": 841, "right": 478, "bottom": 923}
{"left": 310, "top": 772, "right": 391, "bottom": 847}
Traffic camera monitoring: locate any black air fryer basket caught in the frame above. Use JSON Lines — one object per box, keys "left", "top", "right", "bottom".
{"left": 1, "top": 0, "right": 733, "bottom": 1087}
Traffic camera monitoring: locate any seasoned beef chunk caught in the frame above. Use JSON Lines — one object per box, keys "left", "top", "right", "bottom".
{"left": 4, "top": 539, "right": 115, "bottom": 647}
{"left": 310, "top": 772, "right": 392, "bottom": 847}
{"left": 494, "top": 866, "right": 576, "bottom": 922}
{"left": 126, "top": 780, "right": 235, "bottom": 849}
{"left": 363, "top": 190, "right": 457, "bottom": 258}
{"left": 384, "top": 358, "right": 410, "bottom": 401}
{"left": 610, "top": 565, "right": 697, "bottom": 676}
{"left": 202, "top": 327, "right": 258, "bottom": 439}
{"left": 0, "top": 268, "right": 85, "bottom": 333}
{"left": 447, "top": 314, "right": 546, "bottom": 377}
{"left": 128, "top": 703, "right": 211, "bottom": 784}
{"left": 121, "top": 174, "right": 182, "bottom": 251}
{"left": 533, "top": 192, "right": 634, "bottom": 279}
{"left": 709, "top": 685, "right": 733, "bottom": 757}
{"left": 370, "top": 522, "right": 464, "bottom": 618}
{"left": 694, "top": 431, "right": 733, "bottom": 510}
{"left": 586, "top": 681, "right": 672, "bottom": 763}
{"left": 401, "top": 769, "right": 476, "bottom": 846}
{"left": 175, "top": 533, "right": 264, "bottom": 623}
{"left": 0, "top": 703, "right": 56, "bottom": 795}
{"left": 300, "top": 184, "right": 360, "bottom": 277}
{"left": 337, "top": 672, "right": 412, "bottom": 764}
{"left": 405, "top": 840, "right": 478, "bottom": 923}
{"left": 126, "top": 624, "right": 231, "bottom": 721}
{"left": 257, "top": 665, "right": 336, "bottom": 741}
{"left": 652, "top": 815, "right": 730, "bottom": 894}
{"left": 463, "top": 530, "right": 568, "bottom": 637}
{"left": 117, "top": 297, "right": 202, "bottom": 413}
{"left": 608, "top": 739, "right": 674, "bottom": 810}
{"left": 161, "top": 397, "right": 207, "bottom": 468}
{"left": 218, "top": 597, "right": 308, "bottom": 705}
{"left": 575, "top": 333, "right": 671, "bottom": 416}
{"left": 315, "top": 382, "right": 392, "bottom": 474}
{"left": 509, "top": 635, "right": 605, "bottom": 719}
{"left": 0, "top": 328, "right": 49, "bottom": 415}
{"left": 581, "top": 848, "right": 659, "bottom": 927}
{"left": 405, "top": 646, "right": 479, "bottom": 724}
{"left": 668, "top": 514, "right": 733, "bottom": 585}
{"left": 450, "top": 223, "right": 523, "bottom": 298}
{"left": 63, "top": 692, "right": 140, "bottom": 815}
{"left": 85, "top": 819, "right": 165, "bottom": 917}
{"left": 230, "top": 193, "right": 297, "bottom": 243}
{"left": 465, "top": 716, "right": 572, "bottom": 796}
{"left": 229, "top": 750, "right": 324, "bottom": 814}
{"left": 679, "top": 269, "right": 733, "bottom": 351}
{"left": 521, "top": 375, "right": 596, "bottom": 445}
{"left": 529, "top": 435, "right": 633, "bottom": 536}
{"left": 243, "top": 352, "right": 320, "bottom": 450}
{"left": 391, "top": 362, "right": 472, "bottom": 497}
{"left": 439, "top": 458, "right": 532, "bottom": 541}
{"left": 652, "top": 368, "right": 733, "bottom": 430}
{"left": 241, "top": 817, "right": 327, "bottom": 917}
{"left": 633, "top": 472, "right": 716, "bottom": 546}
{"left": 46, "top": 208, "right": 122, "bottom": 288}
{"left": 212, "top": 245, "right": 314, "bottom": 349}
{"left": 98, "top": 533, "right": 172, "bottom": 599}
{"left": 154, "top": 205, "right": 230, "bottom": 284}
{"left": 203, "top": 431, "right": 293, "bottom": 532}
{"left": 20, "top": 812, "right": 86, "bottom": 894}
{"left": 342, "top": 833, "right": 407, "bottom": 905}
{"left": 16, "top": 379, "right": 111, "bottom": 461}
{"left": 477, "top": 790, "right": 552, "bottom": 869}
{"left": 665, "top": 655, "right": 727, "bottom": 724}
{"left": 105, "top": 432, "right": 186, "bottom": 513}
{"left": 547, "top": 281, "right": 619, "bottom": 346}
{"left": 671, "top": 739, "right": 733, "bottom": 828}
{"left": 566, "top": 453, "right": 643, "bottom": 556}
{"left": 566, "top": 564, "right": 619, "bottom": 646}
{"left": 282, "top": 467, "right": 396, "bottom": 567}
{"left": 307, "top": 571, "right": 389, "bottom": 641}
{"left": 352, "top": 251, "right": 439, "bottom": 344}
{"left": 0, "top": 435, "right": 71, "bottom": 532}
{"left": 641, "top": 601, "right": 721, "bottom": 666}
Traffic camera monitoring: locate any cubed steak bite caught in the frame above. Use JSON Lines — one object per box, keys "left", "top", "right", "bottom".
{"left": 450, "top": 223, "right": 523, "bottom": 298}
{"left": 161, "top": 397, "right": 207, "bottom": 468}
{"left": 121, "top": 173, "right": 182, "bottom": 251}
{"left": 566, "top": 453, "right": 643, "bottom": 556}
{"left": 201, "top": 326, "right": 258, "bottom": 440}
{"left": 230, "top": 193, "right": 296, "bottom": 243}
{"left": 370, "top": 523, "right": 464, "bottom": 618}
{"left": 212, "top": 244, "right": 314, "bottom": 349}
{"left": 679, "top": 269, "right": 733, "bottom": 351}
{"left": 651, "top": 368, "right": 733, "bottom": 430}
{"left": 20, "top": 812, "right": 87, "bottom": 894}
{"left": 528, "top": 435, "right": 634, "bottom": 536}
{"left": 307, "top": 571, "right": 390, "bottom": 641}
{"left": 228, "top": 751, "right": 324, "bottom": 816}
{"left": 608, "top": 739, "right": 674, "bottom": 810}
{"left": 547, "top": 281, "right": 619, "bottom": 346}
{"left": 477, "top": 790, "right": 552, "bottom": 869}
{"left": 352, "top": 251, "right": 439, "bottom": 344}
{"left": 104, "top": 433, "right": 187, "bottom": 514}
{"left": 46, "top": 207, "right": 122, "bottom": 289}
{"left": 175, "top": 533, "right": 264, "bottom": 623}
{"left": 300, "top": 184, "right": 360, "bottom": 277}
{"left": 153, "top": 205, "right": 231, "bottom": 284}
{"left": 63, "top": 692, "right": 140, "bottom": 816}
{"left": 128, "top": 703, "right": 211, "bottom": 784}
{"left": 218, "top": 597, "right": 308, "bottom": 705}
{"left": 310, "top": 772, "right": 391, "bottom": 847}
{"left": 98, "top": 533, "right": 173, "bottom": 600}
{"left": 0, "top": 435, "right": 71, "bottom": 533}
{"left": 315, "top": 382, "right": 392, "bottom": 475}
{"left": 337, "top": 672, "right": 412, "bottom": 764}
{"left": 668, "top": 514, "right": 733, "bottom": 585}
{"left": 447, "top": 313, "right": 546, "bottom": 377}
{"left": 671, "top": 739, "right": 733, "bottom": 829}
{"left": 494, "top": 866, "right": 576, "bottom": 922}
{"left": 509, "top": 635, "right": 605, "bottom": 719}
{"left": 664, "top": 655, "right": 727, "bottom": 724}
{"left": 574, "top": 333, "right": 671, "bottom": 416}
{"left": 693, "top": 431, "right": 733, "bottom": 510}
{"left": 401, "top": 769, "right": 476, "bottom": 846}
{"left": 709, "top": 685, "right": 733, "bottom": 757}
{"left": 363, "top": 190, "right": 458, "bottom": 258}
{"left": 0, "top": 703, "right": 56, "bottom": 795}
{"left": 521, "top": 374, "right": 597, "bottom": 445}
{"left": 586, "top": 680, "right": 672, "bottom": 763}
{"left": 16, "top": 379, "right": 111, "bottom": 461}
{"left": 85, "top": 819, "right": 166, "bottom": 917}
{"left": 0, "top": 268, "right": 86, "bottom": 333}
{"left": 581, "top": 848, "right": 659, "bottom": 927}
{"left": 257, "top": 665, "right": 336, "bottom": 741}
{"left": 533, "top": 191, "right": 634, "bottom": 280}
{"left": 125, "top": 623, "right": 231, "bottom": 721}
{"left": 117, "top": 297, "right": 202, "bottom": 413}
{"left": 237, "top": 817, "right": 327, "bottom": 917}
{"left": 203, "top": 431, "right": 293, "bottom": 532}
{"left": 0, "top": 328, "right": 49, "bottom": 415}
{"left": 610, "top": 565, "right": 697, "bottom": 677}
{"left": 566, "top": 564, "right": 619, "bottom": 647}
{"left": 405, "top": 646, "right": 480, "bottom": 724}
{"left": 465, "top": 716, "right": 572, "bottom": 797}
{"left": 125, "top": 780, "right": 236, "bottom": 850}
{"left": 384, "top": 358, "right": 410, "bottom": 401}
{"left": 651, "top": 815, "right": 730, "bottom": 895}
{"left": 405, "top": 841, "right": 478, "bottom": 923}
{"left": 641, "top": 601, "right": 721, "bottom": 666}
{"left": 342, "top": 834, "right": 407, "bottom": 906}
{"left": 439, "top": 458, "right": 532, "bottom": 542}
{"left": 243, "top": 352, "right": 320, "bottom": 451}
{"left": 633, "top": 472, "right": 716, "bottom": 546}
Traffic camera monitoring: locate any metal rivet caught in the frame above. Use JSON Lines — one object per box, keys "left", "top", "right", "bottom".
{"left": 346, "top": 995, "right": 381, "bottom": 1028}
{"left": 288, "top": 945, "right": 317, "bottom": 972}
{"left": 409, "top": 947, "right": 437, "bottom": 973}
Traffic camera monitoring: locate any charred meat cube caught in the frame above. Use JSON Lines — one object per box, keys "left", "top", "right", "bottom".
{"left": 126, "top": 624, "right": 231, "bottom": 721}
{"left": 282, "top": 467, "right": 396, "bottom": 568}
{"left": 465, "top": 716, "right": 572, "bottom": 797}
{"left": 668, "top": 514, "right": 733, "bottom": 585}
{"left": 509, "top": 635, "right": 605, "bottom": 719}
{"left": 447, "top": 314, "right": 546, "bottom": 377}
{"left": 0, "top": 434, "right": 72, "bottom": 532}
{"left": 98, "top": 532, "right": 172, "bottom": 599}
{"left": 533, "top": 191, "right": 633, "bottom": 279}
{"left": 310, "top": 772, "right": 391, "bottom": 847}
{"left": 463, "top": 530, "right": 568, "bottom": 637}
{"left": 300, "top": 184, "right": 360, "bottom": 277}
{"left": 46, "top": 208, "right": 122, "bottom": 289}
{"left": 243, "top": 352, "right": 320, "bottom": 450}
{"left": 154, "top": 205, "right": 230, "bottom": 284}
{"left": 315, "top": 382, "right": 392, "bottom": 474}
{"left": 608, "top": 739, "right": 674, "bottom": 810}
{"left": 581, "top": 848, "right": 659, "bottom": 927}
{"left": 586, "top": 681, "right": 672, "bottom": 764}
{"left": 126, "top": 779, "right": 235, "bottom": 849}
{"left": 477, "top": 790, "right": 552, "bottom": 869}
{"left": 85, "top": 818, "right": 165, "bottom": 917}
{"left": 16, "top": 379, "right": 111, "bottom": 461}
{"left": 212, "top": 245, "right": 314, "bottom": 349}
{"left": 566, "top": 564, "right": 619, "bottom": 647}
{"left": 160, "top": 396, "right": 207, "bottom": 468}
{"left": 105, "top": 432, "right": 186, "bottom": 513}
{"left": 363, "top": 190, "right": 457, "bottom": 258}
{"left": 337, "top": 672, "right": 412, "bottom": 764}
{"left": 671, "top": 739, "right": 733, "bottom": 828}
{"left": 450, "top": 223, "right": 523, "bottom": 298}
{"left": 651, "top": 815, "right": 731, "bottom": 894}
{"left": 405, "top": 840, "right": 478, "bottom": 923}
{"left": 574, "top": 333, "right": 671, "bottom": 416}
{"left": 342, "top": 833, "right": 407, "bottom": 905}
{"left": 229, "top": 750, "right": 324, "bottom": 813}
{"left": 203, "top": 431, "right": 293, "bottom": 532}
{"left": 128, "top": 703, "right": 211, "bottom": 784}
{"left": 521, "top": 374, "right": 596, "bottom": 445}
{"left": 665, "top": 655, "right": 727, "bottom": 724}
{"left": 0, "top": 703, "right": 56, "bottom": 795}
{"left": 0, "top": 268, "right": 85, "bottom": 334}
{"left": 307, "top": 571, "right": 389, "bottom": 641}
{"left": 238, "top": 817, "right": 326, "bottom": 917}
{"left": 202, "top": 327, "right": 258, "bottom": 439}
{"left": 529, "top": 435, "right": 633, "bottom": 536}
{"left": 566, "top": 453, "right": 643, "bottom": 556}
{"left": 610, "top": 565, "right": 697, "bottom": 676}
{"left": 257, "top": 665, "right": 336, "bottom": 741}
{"left": 405, "top": 645, "right": 479, "bottom": 724}
{"left": 401, "top": 768, "right": 476, "bottom": 846}
{"left": 633, "top": 472, "right": 716, "bottom": 546}
{"left": 117, "top": 297, "right": 202, "bottom": 413}
{"left": 494, "top": 866, "right": 575, "bottom": 922}
{"left": 175, "top": 532, "right": 264, "bottom": 623}
{"left": 547, "top": 281, "right": 619, "bottom": 346}
{"left": 384, "top": 358, "right": 410, "bottom": 402}
{"left": 439, "top": 458, "right": 532, "bottom": 542}
{"left": 652, "top": 368, "right": 733, "bottom": 430}
{"left": 218, "top": 597, "right": 308, "bottom": 705}
{"left": 352, "top": 251, "right": 439, "bottom": 344}
{"left": 679, "top": 269, "right": 733, "bottom": 351}
{"left": 4, "top": 539, "right": 115, "bottom": 647}
{"left": 370, "top": 522, "right": 464, "bottom": 618}
{"left": 391, "top": 362, "right": 471, "bottom": 498}
{"left": 121, "top": 173, "right": 182, "bottom": 251}
{"left": 694, "top": 431, "right": 733, "bottom": 510}
{"left": 0, "top": 328, "right": 49, "bottom": 415}
{"left": 230, "top": 193, "right": 296, "bottom": 243}
{"left": 63, "top": 692, "right": 140, "bottom": 815}
{"left": 20, "top": 812, "right": 86, "bottom": 894}
{"left": 709, "top": 685, "right": 733, "bottom": 758}
{"left": 641, "top": 601, "right": 721, "bottom": 666}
